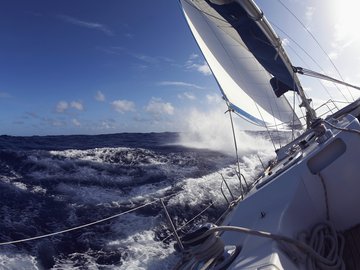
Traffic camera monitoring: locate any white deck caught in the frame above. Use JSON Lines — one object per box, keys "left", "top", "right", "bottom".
{"left": 219, "top": 113, "right": 360, "bottom": 269}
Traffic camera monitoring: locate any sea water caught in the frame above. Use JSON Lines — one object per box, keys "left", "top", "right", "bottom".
{"left": 0, "top": 132, "right": 274, "bottom": 269}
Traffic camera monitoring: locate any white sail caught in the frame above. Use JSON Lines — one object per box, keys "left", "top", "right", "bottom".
{"left": 180, "top": 0, "right": 302, "bottom": 129}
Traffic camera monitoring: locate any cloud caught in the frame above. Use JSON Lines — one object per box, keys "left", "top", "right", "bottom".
{"left": 189, "top": 53, "right": 199, "bottom": 60}
{"left": 25, "top": 112, "right": 40, "bottom": 119}
{"left": 72, "top": 118, "right": 81, "bottom": 126}
{"left": 112, "top": 99, "right": 135, "bottom": 113}
{"left": 56, "top": 101, "right": 69, "bottom": 113}
{"left": 95, "top": 91, "right": 105, "bottom": 102}
{"left": 99, "top": 46, "right": 173, "bottom": 70}
{"left": 132, "top": 54, "right": 159, "bottom": 64}
{"left": 70, "top": 101, "right": 84, "bottom": 111}
{"left": 145, "top": 98, "right": 174, "bottom": 116}
{"left": 51, "top": 119, "right": 66, "bottom": 127}
{"left": 158, "top": 81, "right": 205, "bottom": 90}
{"left": 132, "top": 53, "right": 173, "bottom": 65}
{"left": 57, "top": 15, "right": 114, "bottom": 36}
{"left": 56, "top": 100, "right": 84, "bottom": 112}
{"left": 100, "top": 119, "right": 116, "bottom": 129}
{"left": 185, "top": 54, "right": 212, "bottom": 76}
{"left": 0, "top": 92, "right": 11, "bottom": 98}
{"left": 178, "top": 92, "right": 196, "bottom": 100}
{"left": 206, "top": 94, "right": 222, "bottom": 104}
{"left": 125, "top": 33, "right": 134, "bottom": 39}
{"left": 196, "top": 63, "right": 212, "bottom": 76}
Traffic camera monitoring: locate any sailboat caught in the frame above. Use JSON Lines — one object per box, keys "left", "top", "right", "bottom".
{"left": 171, "top": 0, "right": 360, "bottom": 269}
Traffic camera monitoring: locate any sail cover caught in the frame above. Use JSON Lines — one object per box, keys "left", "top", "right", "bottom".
{"left": 180, "top": 0, "right": 302, "bottom": 129}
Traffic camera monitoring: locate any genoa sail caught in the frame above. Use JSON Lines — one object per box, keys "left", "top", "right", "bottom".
{"left": 180, "top": 0, "right": 303, "bottom": 129}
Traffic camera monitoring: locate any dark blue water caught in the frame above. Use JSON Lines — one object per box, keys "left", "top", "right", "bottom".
{"left": 0, "top": 132, "right": 253, "bottom": 269}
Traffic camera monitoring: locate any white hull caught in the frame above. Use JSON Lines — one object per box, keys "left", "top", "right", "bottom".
{"left": 175, "top": 100, "right": 360, "bottom": 269}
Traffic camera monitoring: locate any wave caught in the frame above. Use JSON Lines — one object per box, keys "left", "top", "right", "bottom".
{"left": 0, "top": 133, "right": 273, "bottom": 269}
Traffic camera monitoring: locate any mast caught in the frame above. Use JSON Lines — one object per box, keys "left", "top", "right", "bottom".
{"left": 238, "top": 0, "right": 316, "bottom": 126}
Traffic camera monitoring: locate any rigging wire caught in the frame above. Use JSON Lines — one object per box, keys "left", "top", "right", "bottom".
{"left": 255, "top": 102, "right": 278, "bottom": 150}
{"left": 270, "top": 22, "right": 349, "bottom": 102}
{"left": 226, "top": 105, "right": 249, "bottom": 189}
{"left": 161, "top": 202, "right": 215, "bottom": 243}
{"left": 276, "top": 0, "right": 355, "bottom": 101}
{"left": 285, "top": 42, "right": 335, "bottom": 101}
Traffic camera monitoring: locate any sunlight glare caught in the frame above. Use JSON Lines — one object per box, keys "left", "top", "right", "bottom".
{"left": 333, "top": 0, "right": 360, "bottom": 42}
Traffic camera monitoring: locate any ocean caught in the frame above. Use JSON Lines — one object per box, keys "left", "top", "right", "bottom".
{"left": 0, "top": 132, "right": 273, "bottom": 269}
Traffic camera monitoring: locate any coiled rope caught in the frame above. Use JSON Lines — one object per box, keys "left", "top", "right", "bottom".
{"left": 184, "top": 223, "right": 344, "bottom": 270}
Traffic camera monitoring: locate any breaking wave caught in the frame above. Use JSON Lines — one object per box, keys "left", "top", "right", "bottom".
{"left": 0, "top": 132, "right": 273, "bottom": 269}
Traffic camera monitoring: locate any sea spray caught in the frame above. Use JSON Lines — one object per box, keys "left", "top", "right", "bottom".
{"left": 178, "top": 106, "right": 273, "bottom": 155}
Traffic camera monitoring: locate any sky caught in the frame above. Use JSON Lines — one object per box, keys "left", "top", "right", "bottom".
{"left": 1, "top": 0, "right": 360, "bottom": 136}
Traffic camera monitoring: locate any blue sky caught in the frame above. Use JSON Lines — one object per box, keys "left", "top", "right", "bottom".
{"left": 1, "top": 0, "right": 360, "bottom": 136}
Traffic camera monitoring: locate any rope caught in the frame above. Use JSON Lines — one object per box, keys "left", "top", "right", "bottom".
{"left": 188, "top": 224, "right": 345, "bottom": 270}
{"left": 324, "top": 119, "right": 360, "bottom": 136}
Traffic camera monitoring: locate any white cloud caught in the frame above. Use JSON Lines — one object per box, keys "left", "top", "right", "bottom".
{"left": 51, "top": 120, "right": 66, "bottom": 127}
{"left": 100, "top": 119, "right": 116, "bottom": 129}
{"left": 186, "top": 54, "right": 212, "bottom": 76}
{"left": 145, "top": 98, "right": 174, "bottom": 116}
{"left": 189, "top": 53, "right": 199, "bottom": 60}
{"left": 57, "top": 15, "right": 114, "bottom": 36}
{"left": 56, "top": 101, "right": 69, "bottom": 113}
{"left": 56, "top": 100, "right": 84, "bottom": 112}
{"left": 112, "top": 99, "right": 135, "bottom": 113}
{"left": 70, "top": 101, "right": 84, "bottom": 111}
{"left": 186, "top": 62, "right": 212, "bottom": 76}
{"left": 0, "top": 92, "right": 11, "bottom": 98}
{"left": 196, "top": 63, "right": 212, "bottom": 76}
{"left": 178, "top": 92, "right": 196, "bottom": 100}
{"left": 95, "top": 90, "right": 105, "bottom": 102}
{"left": 206, "top": 94, "right": 222, "bottom": 104}
{"left": 328, "top": 1, "right": 360, "bottom": 60}
{"left": 158, "top": 81, "right": 205, "bottom": 90}
{"left": 132, "top": 53, "right": 172, "bottom": 65}
{"left": 72, "top": 118, "right": 81, "bottom": 126}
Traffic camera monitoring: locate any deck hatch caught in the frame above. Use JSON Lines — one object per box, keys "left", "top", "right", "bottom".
{"left": 307, "top": 138, "right": 346, "bottom": 174}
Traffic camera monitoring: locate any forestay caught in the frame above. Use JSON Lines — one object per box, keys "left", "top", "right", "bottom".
{"left": 180, "top": 0, "right": 303, "bottom": 129}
